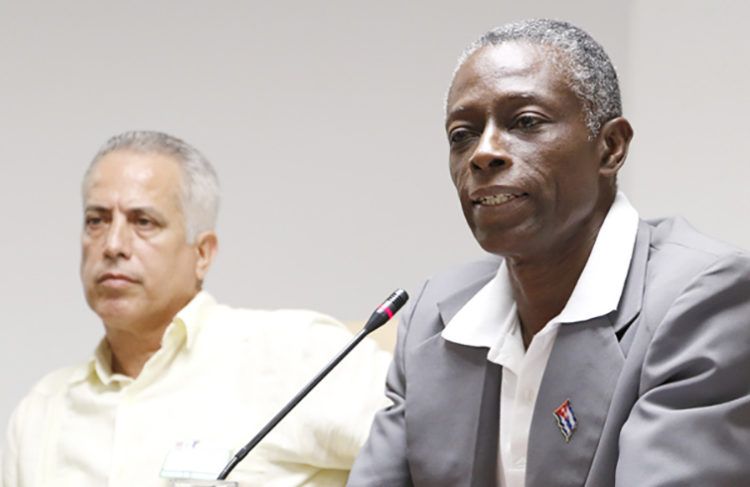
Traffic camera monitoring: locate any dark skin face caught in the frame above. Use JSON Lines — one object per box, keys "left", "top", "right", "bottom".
{"left": 446, "top": 42, "right": 633, "bottom": 345}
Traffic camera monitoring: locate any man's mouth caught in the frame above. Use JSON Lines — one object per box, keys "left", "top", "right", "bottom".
{"left": 473, "top": 193, "right": 525, "bottom": 206}
{"left": 98, "top": 272, "right": 137, "bottom": 284}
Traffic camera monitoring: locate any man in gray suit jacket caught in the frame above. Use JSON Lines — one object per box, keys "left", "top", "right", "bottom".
{"left": 348, "top": 19, "right": 750, "bottom": 487}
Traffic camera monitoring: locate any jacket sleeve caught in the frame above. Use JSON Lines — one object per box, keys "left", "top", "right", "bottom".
{"left": 615, "top": 252, "right": 750, "bottom": 486}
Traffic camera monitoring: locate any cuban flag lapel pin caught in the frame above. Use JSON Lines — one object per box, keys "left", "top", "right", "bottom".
{"left": 553, "top": 399, "right": 578, "bottom": 443}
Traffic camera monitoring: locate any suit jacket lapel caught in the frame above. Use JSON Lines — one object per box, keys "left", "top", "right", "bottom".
{"left": 526, "top": 315, "right": 625, "bottom": 487}
{"left": 525, "top": 220, "right": 652, "bottom": 487}
{"left": 407, "top": 267, "right": 501, "bottom": 487}
{"left": 471, "top": 360, "right": 502, "bottom": 487}
{"left": 409, "top": 336, "right": 501, "bottom": 487}
{"left": 611, "top": 221, "right": 651, "bottom": 344}
{"left": 436, "top": 274, "right": 494, "bottom": 326}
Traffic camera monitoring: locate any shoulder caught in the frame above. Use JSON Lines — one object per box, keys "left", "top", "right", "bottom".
{"left": 7, "top": 364, "right": 85, "bottom": 436}
{"left": 629, "top": 217, "right": 750, "bottom": 361}
{"left": 203, "top": 301, "right": 348, "bottom": 336}
{"left": 612, "top": 221, "right": 750, "bottom": 484}
{"left": 197, "top": 300, "right": 359, "bottom": 357}
{"left": 26, "top": 364, "right": 86, "bottom": 397}
{"left": 642, "top": 217, "right": 750, "bottom": 313}
{"left": 646, "top": 216, "right": 747, "bottom": 263}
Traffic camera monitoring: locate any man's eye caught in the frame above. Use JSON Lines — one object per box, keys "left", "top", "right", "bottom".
{"left": 449, "top": 129, "right": 472, "bottom": 146}
{"left": 136, "top": 218, "right": 154, "bottom": 228}
{"left": 514, "top": 115, "right": 542, "bottom": 129}
{"left": 85, "top": 216, "right": 103, "bottom": 227}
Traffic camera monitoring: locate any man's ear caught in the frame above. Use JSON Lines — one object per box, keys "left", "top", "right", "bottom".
{"left": 597, "top": 116, "right": 634, "bottom": 178}
{"left": 194, "top": 231, "right": 218, "bottom": 283}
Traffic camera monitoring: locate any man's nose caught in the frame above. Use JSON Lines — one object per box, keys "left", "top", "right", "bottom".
{"left": 103, "top": 216, "right": 132, "bottom": 259}
{"left": 469, "top": 124, "right": 509, "bottom": 172}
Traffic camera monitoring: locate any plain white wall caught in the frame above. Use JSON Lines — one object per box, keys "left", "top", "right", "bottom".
{"left": 8, "top": 0, "right": 743, "bottom": 437}
{"left": 622, "top": 0, "right": 750, "bottom": 251}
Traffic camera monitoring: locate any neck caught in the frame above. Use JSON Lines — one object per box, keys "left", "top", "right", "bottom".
{"left": 506, "top": 207, "right": 608, "bottom": 348}
{"left": 104, "top": 320, "right": 171, "bottom": 378}
{"left": 99, "top": 292, "right": 199, "bottom": 378}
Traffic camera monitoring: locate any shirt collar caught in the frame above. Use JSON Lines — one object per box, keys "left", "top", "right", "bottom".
{"left": 442, "top": 191, "right": 639, "bottom": 348}
{"left": 556, "top": 191, "right": 639, "bottom": 323}
{"left": 175, "top": 290, "right": 216, "bottom": 350}
{"left": 71, "top": 291, "right": 217, "bottom": 386}
{"left": 441, "top": 260, "right": 516, "bottom": 347}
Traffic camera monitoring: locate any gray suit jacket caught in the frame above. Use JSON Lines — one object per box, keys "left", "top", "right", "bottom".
{"left": 348, "top": 218, "right": 750, "bottom": 486}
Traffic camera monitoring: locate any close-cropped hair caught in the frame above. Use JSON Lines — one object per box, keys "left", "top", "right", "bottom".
{"left": 450, "top": 19, "right": 622, "bottom": 136}
{"left": 82, "top": 130, "right": 220, "bottom": 242}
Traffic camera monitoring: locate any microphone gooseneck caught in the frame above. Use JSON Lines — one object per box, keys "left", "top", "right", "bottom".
{"left": 217, "top": 288, "right": 409, "bottom": 480}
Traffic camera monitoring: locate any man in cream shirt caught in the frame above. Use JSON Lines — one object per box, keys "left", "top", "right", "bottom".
{"left": 2, "top": 131, "right": 390, "bottom": 486}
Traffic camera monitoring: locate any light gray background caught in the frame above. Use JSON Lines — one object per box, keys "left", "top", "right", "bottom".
{"left": 1, "top": 0, "right": 748, "bottom": 433}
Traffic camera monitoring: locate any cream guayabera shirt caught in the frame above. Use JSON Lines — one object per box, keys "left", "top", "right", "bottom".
{"left": 2, "top": 292, "right": 391, "bottom": 487}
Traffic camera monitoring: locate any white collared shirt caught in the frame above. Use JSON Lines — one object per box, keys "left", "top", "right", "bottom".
{"left": 442, "top": 191, "right": 639, "bottom": 487}
{"left": 3, "top": 292, "right": 391, "bottom": 487}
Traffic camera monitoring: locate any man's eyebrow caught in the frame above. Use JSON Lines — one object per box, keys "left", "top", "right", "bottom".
{"left": 445, "top": 105, "right": 474, "bottom": 128}
{"left": 129, "top": 206, "right": 168, "bottom": 222}
{"left": 445, "top": 91, "right": 549, "bottom": 126}
{"left": 84, "top": 205, "right": 110, "bottom": 213}
{"left": 84, "top": 205, "right": 167, "bottom": 221}
{"left": 449, "top": 91, "right": 541, "bottom": 111}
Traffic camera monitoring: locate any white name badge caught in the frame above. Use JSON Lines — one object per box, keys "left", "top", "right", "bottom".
{"left": 161, "top": 440, "right": 233, "bottom": 481}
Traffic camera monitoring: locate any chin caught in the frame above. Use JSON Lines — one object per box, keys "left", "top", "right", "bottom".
{"left": 477, "top": 240, "right": 512, "bottom": 258}
{"left": 471, "top": 214, "right": 548, "bottom": 255}
{"left": 478, "top": 233, "right": 545, "bottom": 262}
{"left": 472, "top": 226, "right": 516, "bottom": 255}
{"left": 91, "top": 295, "right": 141, "bottom": 325}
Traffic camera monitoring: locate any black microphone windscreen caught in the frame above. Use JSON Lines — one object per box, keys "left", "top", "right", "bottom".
{"left": 364, "top": 288, "right": 409, "bottom": 332}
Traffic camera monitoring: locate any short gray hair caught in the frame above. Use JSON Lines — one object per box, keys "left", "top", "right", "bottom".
{"left": 450, "top": 19, "right": 622, "bottom": 135}
{"left": 83, "top": 131, "right": 220, "bottom": 242}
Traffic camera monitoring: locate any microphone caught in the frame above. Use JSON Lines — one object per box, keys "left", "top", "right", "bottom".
{"left": 363, "top": 288, "right": 409, "bottom": 332}
{"left": 217, "top": 288, "right": 409, "bottom": 480}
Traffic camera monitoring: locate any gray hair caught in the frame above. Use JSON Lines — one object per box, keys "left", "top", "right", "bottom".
{"left": 83, "top": 131, "right": 220, "bottom": 242}
{"left": 450, "top": 19, "right": 622, "bottom": 135}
